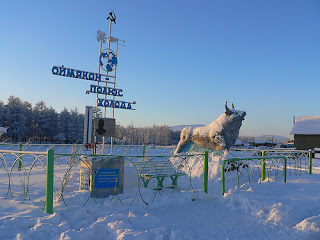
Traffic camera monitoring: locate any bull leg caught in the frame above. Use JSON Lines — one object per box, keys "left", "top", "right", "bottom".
{"left": 174, "top": 139, "right": 191, "bottom": 154}
{"left": 174, "top": 126, "right": 193, "bottom": 154}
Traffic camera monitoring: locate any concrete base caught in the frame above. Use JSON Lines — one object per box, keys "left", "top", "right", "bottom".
{"left": 80, "top": 156, "right": 124, "bottom": 198}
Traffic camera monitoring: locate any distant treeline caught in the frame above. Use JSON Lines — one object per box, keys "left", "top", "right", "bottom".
{"left": 0, "top": 96, "right": 181, "bottom": 145}
{"left": 0, "top": 96, "right": 84, "bottom": 143}
{"left": 114, "top": 123, "right": 180, "bottom": 145}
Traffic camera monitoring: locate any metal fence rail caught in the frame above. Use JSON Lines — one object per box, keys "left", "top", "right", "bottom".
{"left": 0, "top": 143, "right": 177, "bottom": 157}
{"left": 222, "top": 156, "right": 287, "bottom": 196}
{"left": 0, "top": 144, "right": 315, "bottom": 214}
{"left": 0, "top": 149, "right": 51, "bottom": 211}
{"left": 0, "top": 143, "right": 87, "bottom": 154}
{"left": 0, "top": 146, "right": 208, "bottom": 214}
{"left": 54, "top": 152, "right": 208, "bottom": 208}
{"left": 230, "top": 148, "right": 312, "bottom": 175}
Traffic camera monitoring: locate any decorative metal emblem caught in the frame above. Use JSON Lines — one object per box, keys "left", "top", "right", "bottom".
{"left": 107, "top": 11, "right": 116, "bottom": 24}
{"left": 99, "top": 49, "right": 118, "bottom": 72}
{"left": 97, "top": 30, "right": 106, "bottom": 43}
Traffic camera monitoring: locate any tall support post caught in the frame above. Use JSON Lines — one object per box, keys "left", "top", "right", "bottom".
{"left": 203, "top": 151, "right": 208, "bottom": 194}
{"left": 97, "top": 32, "right": 104, "bottom": 153}
{"left": 110, "top": 39, "right": 119, "bottom": 155}
{"left": 112, "top": 40, "right": 119, "bottom": 119}
{"left": 261, "top": 151, "right": 266, "bottom": 181}
{"left": 104, "top": 15, "right": 113, "bottom": 154}
{"left": 104, "top": 17, "right": 113, "bottom": 118}
{"left": 46, "top": 149, "right": 54, "bottom": 214}
{"left": 309, "top": 149, "right": 312, "bottom": 174}
{"left": 83, "top": 106, "right": 93, "bottom": 147}
{"left": 18, "top": 142, "right": 23, "bottom": 170}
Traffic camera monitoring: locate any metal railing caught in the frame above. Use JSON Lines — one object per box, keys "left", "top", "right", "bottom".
{"left": 222, "top": 156, "right": 287, "bottom": 196}
{"left": 0, "top": 143, "right": 177, "bottom": 157}
{"left": 0, "top": 149, "right": 53, "bottom": 213}
{"left": 1, "top": 143, "right": 314, "bottom": 214}
{"left": 230, "top": 148, "right": 312, "bottom": 175}
{"left": 0, "top": 146, "right": 208, "bottom": 214}
{"left": 53, "top": 152, "right": 208, "bottom": 208}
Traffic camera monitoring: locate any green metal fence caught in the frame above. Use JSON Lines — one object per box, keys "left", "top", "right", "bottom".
{"left": 2, "top": 143, "right": 313, "bottom": 213}
{"left": 53, "top": 152, "right": 208, "bottom": 209}
{"left": 0, "top": 149, "right": 49, "bottom": 209}
{"left": 0, "top": 146, "right": 208, "bottom": 214}
{"left": 230, "top": 148, "right": 311, "bottom": 175}
{"left": 222, "top": 156, "right": 287, "bottom": 196}
{"left": 0, "top": 143, "right": 176, "bottom": 157}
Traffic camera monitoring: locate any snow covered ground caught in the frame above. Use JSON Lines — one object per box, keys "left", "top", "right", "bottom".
{"left": 0, "top": 148, "right": 319, "bottom": 240}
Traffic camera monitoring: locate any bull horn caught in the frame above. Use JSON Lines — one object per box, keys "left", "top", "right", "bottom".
{"left": 232, "top": 103, "right": 235, "bottom": 109}
{"left": 225, "top": 101, "right": 231, "bottom": 112}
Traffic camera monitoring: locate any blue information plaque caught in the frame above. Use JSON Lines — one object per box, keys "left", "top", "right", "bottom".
{"left": 95, "top": 168, "right": 120, "bottom": 189}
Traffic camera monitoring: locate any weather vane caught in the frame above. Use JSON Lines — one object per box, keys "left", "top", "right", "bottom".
{"left": 96, "top": 30, "right": 106, "bottom": 43}
{"left": 107, "top": 10, "right": 116, "bottom": 24}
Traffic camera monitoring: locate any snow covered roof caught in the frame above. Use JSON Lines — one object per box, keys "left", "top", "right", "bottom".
{"left": 290, "top": 116, "right": 320, "bottom": 135}
{"left": 234, "top": 139, "right": 243, "bottom": 145}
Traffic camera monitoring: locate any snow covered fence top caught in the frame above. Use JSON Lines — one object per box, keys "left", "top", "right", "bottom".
{"left": 290, "top": 116, "right": 320, "bottom": 135}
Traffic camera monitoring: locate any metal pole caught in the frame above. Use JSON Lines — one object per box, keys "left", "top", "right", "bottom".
{"left": 203, "top": 151, "right": 208, "bottom": 193}
{"left": 92, "top": 144, "right": 96, "bottom": 155}
{"left": 309, "top": 149, "right": 312, "bottom": 174}
{"left": 112, "top": 41, "right": 118, "bottom": 119}
{"left": 46, "top": 149, "right": 54, "bottom": 214}
{"left": 18, "top": 142, "right": 22, "bottom": 170}
{"left": 222, "top": 159, "right": 225, "bottom": 196}
{"left": 106, "top": 18, "right": 113, "bottom": 154}
{"left": 142, "top": 144, "right": 146, "bottom": 157}
{"left": 110, "top": 39, "right": 119, "bottom": 155}
{"left": 104, "top": 18, "right": 112, "bottom": 118}
{"left": 261, "top": 151, "right": 266, "bottom": 181}
{"left": 283, "top": 157, "right": 287, "bottom": 183}
{"left": 95, "top": 38, "right": 103, "bottom": 148}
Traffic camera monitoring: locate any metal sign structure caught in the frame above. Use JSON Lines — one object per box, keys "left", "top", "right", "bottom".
{"left": 99, "top": 48, "right": 118, "bottom": 72}
{"left": 83, "top": 106, "right": 94, "bottom": 145}
{"left": 52, "top": 11, "right": 136, "bottom": 152}
{"left": 52, "top": 66, "right": 115, "bottom": 83}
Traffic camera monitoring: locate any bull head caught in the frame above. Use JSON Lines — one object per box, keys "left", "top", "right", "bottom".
{"left": 225, "top": 101, "right": 233, "bottom": 115}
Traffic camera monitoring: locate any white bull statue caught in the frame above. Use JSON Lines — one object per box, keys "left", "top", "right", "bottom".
{"left": 175, "top": 101, "right": 246, "bottom": 153}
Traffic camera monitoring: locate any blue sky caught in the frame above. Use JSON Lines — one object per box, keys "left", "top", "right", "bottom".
{"left": 0, "top": 1, "right": 319, "bottom": 138}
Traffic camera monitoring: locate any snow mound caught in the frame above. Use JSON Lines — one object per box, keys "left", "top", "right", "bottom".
{"left": 295, "top": 214, "right": 320, "bottom": 232}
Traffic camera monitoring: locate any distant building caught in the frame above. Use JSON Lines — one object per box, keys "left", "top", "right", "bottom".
{"left": 233, "top": 139, "right": 244, "bottom": 147}
{"left": 290, "top": 116, "right": 320, "bottom": 150}
{"left": 247, "top": 140, "right": 277, "bottom": 148}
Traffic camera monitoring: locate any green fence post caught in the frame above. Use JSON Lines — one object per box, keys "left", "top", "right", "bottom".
{"left": 142, "top": 144, "right": 146, "bottom": 157}
{"left": 261, "top": 151, "right": 266, "bottom": 181}
{"left": 283, "top": 157, "right": 287, "bottom": 183}
{"left": 309, "top": 149, "right": 312, "bottom": 174}
{"left": 92, "top": 143, "right": 96, "bottom": 155}
{"left": 18, "top": 142, "right": 23, "bottom": 171}
{"left": 222, "top": 160, "right": 225, "bottom": 196}
{"left": 46, "top": 149, "right": 54, "bottom": 214}
{"left": 203, "top": 151, "right": 208, "bottom": 194}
